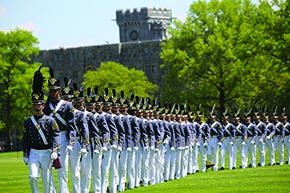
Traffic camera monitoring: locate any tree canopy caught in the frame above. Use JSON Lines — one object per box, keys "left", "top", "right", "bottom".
{"left": 83, "top": 61, "right": 158, "bottom": 99}
{"left": 0, "top": 29, "right": 41, "bottom": 150}
{"left": 160, "top": 0, "right": 290, "bottom": 119}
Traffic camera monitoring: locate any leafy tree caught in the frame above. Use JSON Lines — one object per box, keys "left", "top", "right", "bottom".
{"left": 160, "top": 0, "right": 290, "bottom": 119}
{"left": 83, "top": 61, "right": 158, "bottom": 99}
{"left": 0, "top": 29, "right": 41, "bottom": 150}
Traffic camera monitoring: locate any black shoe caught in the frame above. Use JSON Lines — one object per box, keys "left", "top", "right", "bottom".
{"left": 286, "top": 161, "right": 289, "bottom": 164}
{"left": 206, "top": 164, "right": 215, "bottom": 170}
{"left": 232, "top": 167, "right": 236, "bottom": 170}
{"left": 239, "top": 166, "right": 242, "bottom": 168}
{"left": 275, "top": 163, "right": 280, "bottom": 165}
{"left": 219, "top": 167, "right": 225, "bottom": 170}
{"left": 268, "top": 163, "right": 275, "bottom": 166}
{"left": 196, "top": 170, "right": 199, "bottom": 173}
{"left": 248, "top": 164, "right": 252, "bottom": 168}
{"left": 258, "top": 163, "right": 261, "bottom": 167}
{"left": 164, "top": 180, "right": 168, "bottom": 182}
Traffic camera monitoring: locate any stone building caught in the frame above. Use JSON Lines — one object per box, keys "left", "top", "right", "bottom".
{"left": 32, "top": 7, "right": 172, "bottom": 89}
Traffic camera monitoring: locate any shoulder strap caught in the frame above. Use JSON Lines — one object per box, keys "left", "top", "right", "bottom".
{"left": 30, "top": 116, "right": 48, "bottom": 145}
{"left": 49, "top": 100, "right": 67, "bottom": 127}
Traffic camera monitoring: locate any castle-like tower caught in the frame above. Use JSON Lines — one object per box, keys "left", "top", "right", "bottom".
{"left": 116, "top": 7, "right": 172, "bottom": 42}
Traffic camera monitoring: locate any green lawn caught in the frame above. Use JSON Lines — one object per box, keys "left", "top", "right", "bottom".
{"left": 0, "top": 151, "right": 289, "bottom": 193}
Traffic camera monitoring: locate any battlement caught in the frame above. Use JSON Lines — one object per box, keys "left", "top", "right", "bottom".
{"left": 116, "top": 7, "right": 172, "bottom": 22}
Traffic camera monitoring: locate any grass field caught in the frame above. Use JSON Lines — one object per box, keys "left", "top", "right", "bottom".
{"left": 0, "top": 151, "right": 289, "bottom": 193}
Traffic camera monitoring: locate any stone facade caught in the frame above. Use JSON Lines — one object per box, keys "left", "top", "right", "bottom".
{"left": 32, "top": 7, "right": 172, "bottom": 89}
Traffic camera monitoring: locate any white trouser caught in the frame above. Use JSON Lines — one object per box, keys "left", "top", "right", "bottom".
{"left": 80, "top": 144, "right": 91, "bottom": 193}
{"left": 274, "top": 135, "right": 284, "bottom": 165}
{"left": 158, "top": 144, "right": 166, "bottom": 183}
{"left": 58, "top": 131, "right": 69, "bottom": 193}
{"left": 101, "top": 148, "right": 112, "bottom": 193}
{"left": 134, "top": 146, "right": 142, "bottom": 187}
{"left": 192, "top": 143, "right": 199, "bottom": 173}
{"left": 233, "top": 136, "right": 247, "bottom": 168}
{"left": 265, "top": 137, "right": 275, "bottom": 165}
{"left": 246, "top": 137, "right": 256, "bottom": 167}
{"left": 256, "top": 136, "right": 266, "bottom": 167}
{"left": 199, "top": 139, "right": 208, "bottom": 172}
{"left": 149, "top": 147, "right": 157, "bottom": 184}
{"left": 209, "top": 136, "right": 219, "bottom": 171}
{"left": 175, "top": 147, "right": 183, "bottom": 179}
{"left": 141, "top": 147, "right": 150, "bottom": 186}
{"left": 169, "top": 148, "right": 176, "bottom": 180}
{"left": 118, "top": 147, "right": 129, "bottom": 192}
{"left": 181, "top": 147, "right": 188, "bottom": 177}
{"left": 91, "top": 150, "right": 102, "bottom": 193}
{"left": 127, "top": 147, "right": 136, "bottom": 189}
{"left": 110, "top": 146, "right": 120, "bottom": 193}
{"left": 163, "top": 143, "right": 171, "bottom": 180}
{"left": 69, "top": 141, "right": 82, "bottom": 193}
{"left": 285, "top": 136, "right": 290, "bottom": 164}
{"left": 220, "top": 137, "right": 233, "bottom": 169}
{"left": 29, "top": 148, "right": 55, "bottom": 193}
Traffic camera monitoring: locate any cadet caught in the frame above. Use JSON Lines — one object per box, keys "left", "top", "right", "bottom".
{"left": 220, "top": 108, "right": 235, "bottom": 170}
{"left": 23, "top": 67, "right": 61, "bottom": 193}
{"left": 207, "top": 104, "right": 223, "bottom": 171}
{"left": 232, "top": 108, "right": 247, "bottom": 169}
{"left": 262, "top": 106, "right": 276, "bottom": 166}
{"left": 244, "top": 109, "right": 258, "bottom": 168}
{"left": 253, "top": 107, "right": 267, "bottom": 167}
{"left": 43, "top": 68, "right": 76, "bottom": 193}
{"left": 281, "top": 107, "right": 290, "bottom": 164}
{"left": 272, "top": 107, "right": 285, "bottom": 165}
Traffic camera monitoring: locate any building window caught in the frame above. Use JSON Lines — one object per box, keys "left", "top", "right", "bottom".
{"left": 73, "top": 71, "right": 78, "bottom": 78}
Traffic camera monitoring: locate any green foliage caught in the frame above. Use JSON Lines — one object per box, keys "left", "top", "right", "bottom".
{"left": 0, "top": 29, "right": 40, "bottom": 150}
{"left": 160, "top": 0, "right": 290, "bottom": 118}
{"left": 83, "top": 61, "right": 158, "bottom": 98}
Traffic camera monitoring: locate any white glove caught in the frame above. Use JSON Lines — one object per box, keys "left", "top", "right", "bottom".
{"left": 102, "top": 146, "right": 108, "bottom": 153}
{"left": 23, "top": 157, "right": 29, "bottom": 165}
{"left": 51, "top": 152, "right": 58, "bottom": 160}
{"left": 66, "top": 145, "right": 73, "bottom": 154}
{"left": 203, "top": 142, "right": 208, "bottom": 147}
{"left": 250, "top": 141, "right": 255, "bottom": 145}
{"left": 150, "top": 146, "right": 155, "bottom": 151}
{"left": 163, "top": 140, "right": 169, "bottom": 145}
{"left": 185, "top": 146, "right": 189, "bottom": 150}
{"left": 259, "top": 138, "right": 264, "bottom": 143}
{"left": 155, "top": 148, "right": 160, "bottom": 153}
{"left": 112, "top": 144, "right": 118, "bottom": 149}
{"left": 230, "top": 141, "right": 234, "bottom": 145}
{"left": 118, "top": 146, "right": 122, "bottom": 152}
{"left": 178, "top": 147, "right": 183, "bottom": 150}
{"left": 127, "top": 147, "right": 132, "bottom": 152}
{"left": 133, "top": 146, "right": 139, "bottom": 151}
{"left": 218, "top": 142, "right": 222, "bottom": 147}
{"left": 170, "top": 147, "right": 175, "bottom": 151}
{"left": 144, "top": 146, "right": 149, "bottom": 151}
{"left": 93, "top": 149, "right": 100, "bottom": 154}
{"left": 242, "top": 141, "right": 246, "bottom": 146}
{"left": 266, "top": 136, "right": 270, "bottom": 140}
{"left": 195, "top": 142, "right": 200, "bottom": 147}
{"left": 80, "top": 148, "right": 87, "bottom": 156}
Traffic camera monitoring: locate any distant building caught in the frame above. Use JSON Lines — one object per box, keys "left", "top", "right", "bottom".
{"left": 32, "top": 7, "right": 173, "bottom": 90}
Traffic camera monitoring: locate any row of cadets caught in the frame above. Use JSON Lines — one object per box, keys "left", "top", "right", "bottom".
{"left": 43, "top": 68, "right": 76, "bottom": 193}
{"left": 118, "top": 91, "right": 133, "bottom": 192}
{"left": 23, "top": 67, "right": 61, "bottom": 193}
{"left": 220, "top": 109, "right": 235, "bottom": 170}
{"left": 61, "top": 79, "right": 89, "bottom": 193}
{"left": 272, "top": 107, "right": 285, "bottom": 165}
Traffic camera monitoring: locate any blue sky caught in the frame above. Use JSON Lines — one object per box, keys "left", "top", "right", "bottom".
{"left": 0, "top": 0, "right": 194, "bottom": 50}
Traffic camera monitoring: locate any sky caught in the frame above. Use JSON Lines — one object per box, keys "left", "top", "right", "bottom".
{"left": 0, "top": 0, "right": 195, "bottom": 50}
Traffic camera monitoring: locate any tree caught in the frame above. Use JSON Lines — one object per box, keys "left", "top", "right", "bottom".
{"left": 160, "top": 0, "right": 290, "bottom": 119}
{"left": 83, "top": 61, "right": 158, "bottom": 99}
{"left": 0, "top": 29, "right": 41, "bottom": 150}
